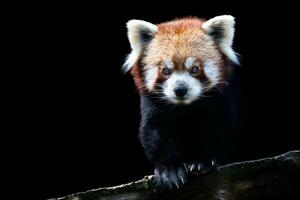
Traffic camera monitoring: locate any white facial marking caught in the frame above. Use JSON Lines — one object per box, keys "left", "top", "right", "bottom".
{"left": 185, "top": 57, "right": 198, "bottom": 69}
{"left": 163, "top": 72, "right": 203, "bottom": 104}
{"left": 144, "top": 66, "right": 158, "bottom": 91}
{"left": 164, "top": 59, "right": 174, "bottom": 69}
{"left": 203, "top": 61, "right": 220, "bottom": 86}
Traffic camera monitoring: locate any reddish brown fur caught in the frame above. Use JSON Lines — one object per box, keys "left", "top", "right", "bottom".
{"left": 130, "top": 63, "right": 145, "bottom": 95}
{"left": 132, "top": 17, "right": 228, "bottom": 92}
{"left": 144, "top": 18, "right": 223, "bottom": 69}
{"left": 157, "top": 17, "right": 204, "bottom": 35}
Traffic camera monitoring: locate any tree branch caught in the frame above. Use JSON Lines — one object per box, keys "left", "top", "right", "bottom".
{"left": 51, "top": 150, "right": 300, "bottom": 200}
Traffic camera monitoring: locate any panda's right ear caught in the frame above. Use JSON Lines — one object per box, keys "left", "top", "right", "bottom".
{"left": 123, "top": 20, "right": 158, "bottom": 72}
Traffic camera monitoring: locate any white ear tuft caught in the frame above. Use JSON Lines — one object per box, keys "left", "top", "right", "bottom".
{"left": 123, "top": 20, "right": 158, "bottom": 72}
{"left": 202, "top": 15, "right": 239, "bottom": 64}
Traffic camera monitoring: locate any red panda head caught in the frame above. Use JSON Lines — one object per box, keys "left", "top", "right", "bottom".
{"left": 123, "top": 15, "right": 239, "bottom": 105}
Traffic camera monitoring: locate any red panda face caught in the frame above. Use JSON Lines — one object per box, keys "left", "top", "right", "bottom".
{"left": 124, "top": 16, "right": 238, "bottom": 105}
{"left": 143, "top": 57, "right": 221, "bottom": 104}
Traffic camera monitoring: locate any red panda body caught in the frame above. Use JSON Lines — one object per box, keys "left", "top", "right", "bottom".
{"left": 124, "top": 15, "right": 240, "bottom": 188}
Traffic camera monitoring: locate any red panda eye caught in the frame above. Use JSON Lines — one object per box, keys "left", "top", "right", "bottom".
{"left": 190, "top": 66, "right": 200, "bottom": 75}
{"left": 162, "top": 67, "right": 172, "bottom": 76}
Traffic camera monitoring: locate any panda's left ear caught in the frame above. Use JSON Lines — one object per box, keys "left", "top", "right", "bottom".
{"left": 123, "top": 20, "right": 158, "bottom": 72}
{"left": 202, "top": 15, "right": 239, "bottom": 64}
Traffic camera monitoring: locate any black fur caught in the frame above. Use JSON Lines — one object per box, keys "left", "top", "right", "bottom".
{"left": 140, "top": 29, "right": 155, "bottom": 43}
{"left": 138, "top": 76, "right": 240, "bottom": 188}
{"left": 209, "top": 24, "right": 225, "bottom": 43}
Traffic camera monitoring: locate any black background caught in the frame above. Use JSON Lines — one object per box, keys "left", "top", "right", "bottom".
{"left": 29, "top": 1, "right": 299, "bottom": 199}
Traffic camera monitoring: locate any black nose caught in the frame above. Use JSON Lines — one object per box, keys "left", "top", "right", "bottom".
{"left": 174, "top": 83, "right": 188, "bottom": 98}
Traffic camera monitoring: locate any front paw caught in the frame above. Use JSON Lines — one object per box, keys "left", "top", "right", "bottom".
{"left": 188, "top": 159, "right": 216, "bottom": 174}
{"left": 154, "top": 163, "right": 188, "bottom": 189}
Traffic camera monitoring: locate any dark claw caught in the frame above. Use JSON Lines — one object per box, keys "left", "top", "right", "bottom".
{"left": 188, "top": 159, "right": 215, "bottom": 173}
{"left": 189, "top": 163, "right": 195, "bottom": 172}
{"left": 169, "top": 169, "right": 180, "bottom": 188}
{"left": 211, "top": 159, "right": 217, "bottom": 167}
{"left": 183, "top": 163, "right": 189, "bottom": 173}
{"left": 177, "top": 166, "right": 187, "bottom": 185}
{"left": 161, "top": 169, "right": 172, "bottom": 189}
{"left": 154, "top": 163, "right": 188, "bottom": 189}
{"left": 154, "top": 167, "right": 162, "bottom": 186}
{"left": 197, "top": 163, "right": 202, "bottom": 171}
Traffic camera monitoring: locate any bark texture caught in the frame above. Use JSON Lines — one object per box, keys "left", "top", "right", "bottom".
{"left": 52, "top": 150, "right": 300, "bottom": 200}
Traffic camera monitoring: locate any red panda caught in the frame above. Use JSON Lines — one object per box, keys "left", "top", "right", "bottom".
{"left": 123, "top": 15, "right": 239, "bottom": 189}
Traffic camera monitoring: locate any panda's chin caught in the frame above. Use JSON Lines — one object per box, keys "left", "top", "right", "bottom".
{"left": 170, "top": 97, "right": 197, "bottom": 105}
